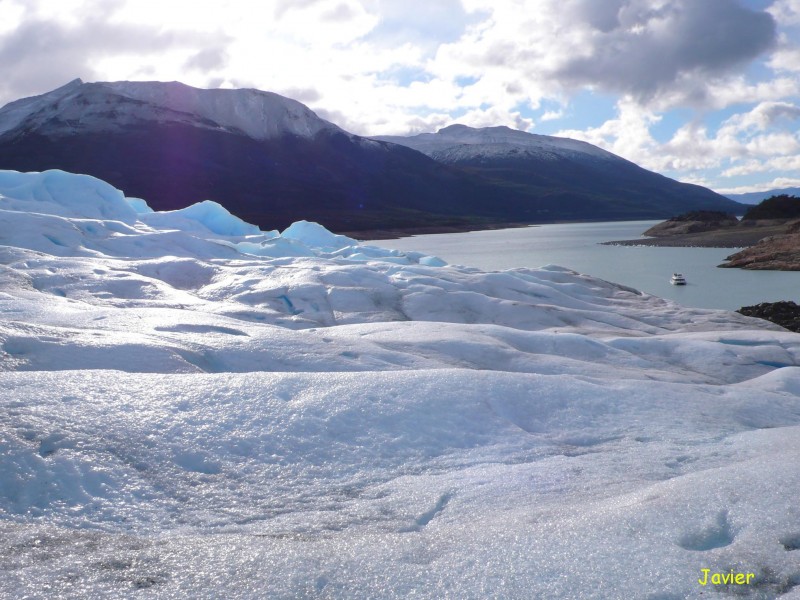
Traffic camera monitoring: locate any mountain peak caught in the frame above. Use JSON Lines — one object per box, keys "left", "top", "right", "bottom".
{"left": 437, "top": 124, "right": 516, "bottom": 135}
{"left": 437, "top": 123, "right": 477, "bottom": 134}
{"left": 375, "top": 123, "right": 616, "bottom": 161}
{"left": 0, "top": 80, "right": 341, "bottom": 141}
{"left": 54, "top": 78, "right": 84, "bottom": 92}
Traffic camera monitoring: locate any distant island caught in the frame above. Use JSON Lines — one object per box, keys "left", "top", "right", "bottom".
{"left": 606, "top": 195, "right": 800, "bottom": 270}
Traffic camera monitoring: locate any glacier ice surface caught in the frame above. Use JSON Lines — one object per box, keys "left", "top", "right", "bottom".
{"left": 2, "top": 169, "right": 800, "bottom": 599}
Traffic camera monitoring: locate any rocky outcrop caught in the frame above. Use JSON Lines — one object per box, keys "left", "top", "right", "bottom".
{"left": 643, "top": 211, "right": 739, "bottom": 237}
{"left": 720, "top": 232, "right": 800, "bottom": 269}
{"left": 737, "top": 301, "right": 800, "bottom": 332}
{"left": 610, "top": 201, "right": 800, "bottom": 270}
{"left": 608, "top": 215, "right": 786, "bottom": 248}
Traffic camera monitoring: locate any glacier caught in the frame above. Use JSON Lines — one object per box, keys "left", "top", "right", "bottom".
{"left": 2, "top": 170, "right": 800, "bottom": 598}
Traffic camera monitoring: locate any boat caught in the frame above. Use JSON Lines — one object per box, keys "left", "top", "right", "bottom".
{"left": 670, "top": 273, "right": 687, "bottom": 285}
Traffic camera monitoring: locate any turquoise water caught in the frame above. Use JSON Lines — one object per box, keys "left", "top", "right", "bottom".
{"left": 367, "top": 220, "right": 800, "bottom": 310}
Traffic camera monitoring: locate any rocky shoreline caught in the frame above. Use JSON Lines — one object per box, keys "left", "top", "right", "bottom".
{"left": 604, "top": 207, "right": 800, "bottom": 270}
{"left": 721, "top": 227, "right": 800, "bottom": 270}
{"left": 603, "top": 226, "right": 784, "bottom": 249}
{"left": 346, "top": 221, "right": 537, "bottom": 240}
{"left": 738, "top": 301, "right": 800, "bottom": 332}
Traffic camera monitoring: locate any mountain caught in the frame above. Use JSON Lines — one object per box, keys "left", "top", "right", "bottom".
{"left": 0, "top": 80, "right": 743, "bottom": 232}
{"left": 376, "top": 123, "right": 617, "bottom": 162}
{"left": 725, "top": 187, "right": 800, "bottom": 204}
{"left": 0, "top": 78, "right": 341, "bottom": 140}
{"left": 375, "top": 124, "right": 742, "bottom": 221}
{"left": 0, "top": 79, "right": 498, "bottom": 232}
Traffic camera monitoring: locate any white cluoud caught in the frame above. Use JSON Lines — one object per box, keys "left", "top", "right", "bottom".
{"left": 0, "top": 79, "right": 341, "bottom": 140}
{"left": 2, "top": 170, "right": 800, "bottom": 598}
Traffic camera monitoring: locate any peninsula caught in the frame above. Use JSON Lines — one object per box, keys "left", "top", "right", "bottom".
{"left": 606, "top": 196, "right": 800, "bottom": 270}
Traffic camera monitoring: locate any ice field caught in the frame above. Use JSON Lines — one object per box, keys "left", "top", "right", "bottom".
{"left": 2, "top": 170, "right": 800, "bottom": 598}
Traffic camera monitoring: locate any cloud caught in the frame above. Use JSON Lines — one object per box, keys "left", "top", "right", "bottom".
{"left": 573, "top": 0, "right": 626, "bottom": 33}
{"left": 726, "top": 101, "right": 800, "bottom": 131}
{"left": 365, "top": 0, "right": 471, "bottom": 48}
{"left": 275, "top": 0, "right": 367, "bottom": 24}
{"left": 553, "top": 96, "right": 800, "bottom": 193}
{"left": 278, "top": 87, "right": 323, "bottom": 104}
{"left": 722, "top": 155, "right": 800, "bottom": 178}
{"left": 273, "top": 0, "right": 323, "bottom": 18}
{"left": 322, "top": 3, "right": 362, "bottom": 22}
{"left": 453, "top": 105, "right": 534, "bottom": 131}
{"left": 425, "top": 0, "right": 778, "bottom": 133}
{"left": 0, "top": 0, "right": 25, "bottom": 36}
{"left": 717, "top": 176, "right": 800, "bottom": 195}
{"left": 184, "top": 47, "right": 229, "bottom": 72}
{"left": 541, "top": 109, "right": 565, "bottom": 122}
{"left": 0, "top": 2, "right": 220, "bottom": 105}
{"left": 769, "top": 0, "right": 800, "bottom": 26}
{"left": 554, "top": 0, "right": 777, "bottom": 101}
{"left": 267, "top": 0, "right": 379, "bottom": 46}
{"left": 556, "top": 100, "right": 664, "bottom": 168}
{"left": 647, "top": 74, "right": 800, "bottom": 112}
{"left": 769, "top": 43, "right": 800, "bottom": 72}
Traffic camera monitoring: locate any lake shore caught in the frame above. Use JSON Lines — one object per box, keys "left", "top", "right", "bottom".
{"left": 347, "top": 217, "right": 681, "bottom": 241}
{"left": 603, "top": 223, "right": 789, "bottom": 249}
{"left": 363, "top": 219, "right": 800, "bottom": 308}
{"left": 343, "top": 221, "right": 536, "bottom": 240}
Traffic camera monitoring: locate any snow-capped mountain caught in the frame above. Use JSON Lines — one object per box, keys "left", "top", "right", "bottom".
{"left": 0, "top": 80, "right": 480, "bottom": 232}
{"left": 375, "top": 123, "right": 617, "bottom": 163}
{"left": 0, "top": 78, "right": 340, "bottom": 141}
{"left": 0, "top": 80, "right": 742, "bottom": 232}
{"left": 376, "top": 124, "right": 743, "bottom": 221}
{"left": 2, "top": 169, "right": 800, "bottom": 598}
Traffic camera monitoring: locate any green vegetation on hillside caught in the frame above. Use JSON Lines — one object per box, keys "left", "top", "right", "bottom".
{"left": 742, "top": 195, "right": 800, "bottom": 220}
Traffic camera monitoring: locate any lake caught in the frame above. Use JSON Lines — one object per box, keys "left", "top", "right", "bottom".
{"left": 366, "top": 220, "right": 800, "bottom": 311}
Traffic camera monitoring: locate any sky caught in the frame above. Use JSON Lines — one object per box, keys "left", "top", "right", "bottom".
{"left": 1, "top": 0, "right": 799, "bottom": 194}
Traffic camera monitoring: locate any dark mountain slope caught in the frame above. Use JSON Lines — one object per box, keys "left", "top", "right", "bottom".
{"left": 0, "top": 123, "right": 571, "bottom": 232}
{"left": 0, "top": 81, "right": 743, "bottom": 232}
{"left": 376, "top": 125, "right": 742, "bottom": 222}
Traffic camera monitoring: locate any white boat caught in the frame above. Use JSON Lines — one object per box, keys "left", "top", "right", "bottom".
{"left": 670, "top": 273, "right": 687, "bottom": 285}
